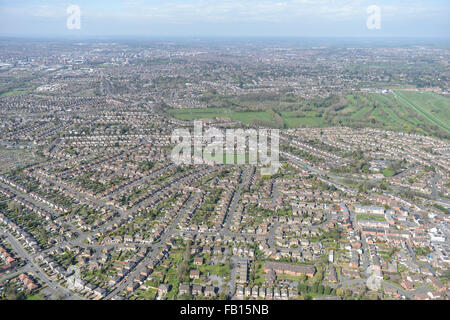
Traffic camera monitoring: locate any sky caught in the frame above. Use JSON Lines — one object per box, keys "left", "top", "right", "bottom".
{"left": 0, "top": 0, "right": 449, "bottom": 38}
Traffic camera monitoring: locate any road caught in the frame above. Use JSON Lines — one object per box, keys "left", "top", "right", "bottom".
{"left": 1, "top": 226, "right": 84, "bottom": 300}
{"left": 430, "top": 172, "right": 441, "bottom": 201}
{"left": 0, "top": 181, "right": 61, "bottom": 218}
{"left": 227, "top": 256, "right": 240, "bottom": 298}
{"left": 347, "top": 207, "right": 370, "bottom": 272}
{"left": 332, "top": 277, "right": 418, "bottom": 300}
{"left": 105, "top": 192, "right": 199, "bottom": 299}
{"left": 223, "top": 167, "right": 250, "bottom": 230}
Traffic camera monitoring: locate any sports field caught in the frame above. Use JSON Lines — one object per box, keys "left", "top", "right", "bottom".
{"left": 392, "top": 90, "right": 450, "bottom": 133}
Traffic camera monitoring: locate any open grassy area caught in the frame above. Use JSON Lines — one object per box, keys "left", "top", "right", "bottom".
{"left": 197, "top": 263, "right": 229, "bottom": 278}
{"left": 169, "top": 107, "right": 322, "bottom": 129}
{"left": 393, "top": 90, "right": 450, "bottom": 133}
{"left": 25, "top": 294, "right": 44, "bottom": 300}
{"left": 356, "top": 214, "right": 386, "bottom": 222}
{"left": 135, "top": 288, "right": 158, "bottom": 300}
{"left": 364, "top": 91, "right": 450, "bottom": 137}
{"left": 168, "top": 90, "right": 450, "bottom": 138}
{"left": 0, "top": 89, "right": 29, "bottom": 97}
{"left": 382, "top": 168, "right": 395, "bottom": 177}
{"left": 280, "top": 112, "right": 325, "bottom": 128}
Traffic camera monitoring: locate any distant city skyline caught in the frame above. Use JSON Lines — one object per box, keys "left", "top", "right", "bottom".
{"left": 0, "top": 0, "right": 449, "bottom": 38}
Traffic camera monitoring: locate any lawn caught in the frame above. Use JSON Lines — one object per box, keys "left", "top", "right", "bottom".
{"left": 277, "top": 273, "right": 306, "bottom": 281}
{"left": 280, "top": 112, "right": 325, "bottom": 128}
{"left": 0, "top": 89, "right": 29, "bottom": 97}
{"left": 26, "top": 294, "right": 44, "bottom": 300}
{"left": 198, "top": 263, "right": 229, "bottom": 278}
{"left": 393, "top": 90, "right": 450, "bottom": 133}
{"left": 356, "top": 214, "right": 386, "bottom": 222}
{"left": 136, "top": 288, "right": 158, "bottom": 300}
{"left": 382, "top": 168, "right": 395, "bottom": 177}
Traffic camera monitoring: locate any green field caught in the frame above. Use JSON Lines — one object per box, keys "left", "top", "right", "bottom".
{"left": 25, "top": 294, "right": 44, "bottom": 300}
{"left": 382, "top": 168, "right": 395, "bottom": 177}
{"left": 169, "top": 90, "right": 450, "bottom": 138}
{"left": 356, "top": 215, "right": 386, "bottom": 222}
{"left": 169, "top": 107, "right": 323, "bottom": 129}
{"left": 393, "top": 90, "right": 450, "bottom": 133}
{"left": 280, "top": 112, "right": 326, "bottom": 128}
{"left": 0, "top": 89, "right": 29, "bottom": 97}
{"left": 364, "top": 90, "right": 450, "bottom": 137}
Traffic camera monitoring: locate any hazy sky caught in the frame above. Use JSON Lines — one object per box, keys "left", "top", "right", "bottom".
{"left": 0, "top": 0, "right": 449, "bottom": 37}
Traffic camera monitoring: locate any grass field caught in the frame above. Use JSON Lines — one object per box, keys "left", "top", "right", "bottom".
{"left": 368, "top": 93, "right": 423, "bottom": 126}
{"left": 169, "top": 90, "right": 450, "bottom": 138}
{"left": 393, "top": 90, "right": 450, "bottom": 133}
{"left": 280, "top": 112, "right": 325, "bottom": 128}
{"left": 382, "top": 168, "right": 395, "bottom": 177}
{"left": 356, "top": 215, "right": 386, "bottom": 222}
{"left": 25, "top": 294, "right": 44, "bottom": 300}
{"left": 169, "top": 108, "right": 324, "bottom": 129}
{"left": 0, "top": 89, "right": 29, "bottom": 97}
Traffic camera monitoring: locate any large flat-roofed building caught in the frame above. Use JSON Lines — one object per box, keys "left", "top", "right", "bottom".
{"left": 238, "top": 259, "right": 248, "bottom": 284}
{"left": 264, "top": 261, "right": 315, "bottom": 277}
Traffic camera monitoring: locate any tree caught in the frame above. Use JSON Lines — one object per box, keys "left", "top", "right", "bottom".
{"left": 324, "top": 285, "right": 332, "bottom": 295}
{"left": 314, "top": 268, "right": 324, "bottom": 282}
{"left": 7, "top": 201, "right": 20, "bottom": 212}
{"left": 299, "top": 274, "right": 307, "bottom": 282}
{"left": 312, "top": 282, "right": 319, "bottom": 294}
{"left": 219, "top": 292, "right": 228, "bottom": 300}
{"left": 318, "top": 285, "right": 325, "bottom": 295}
{"left": 297, "top": 283, "right": 308, "bottom": 294}
{"left": 177, "top": 241, "right": 191, "bottom": 282}
{"left": 345, "top": 289, "right": 352, "bottom": 298}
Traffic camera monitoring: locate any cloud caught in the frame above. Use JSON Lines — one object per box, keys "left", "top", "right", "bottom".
{"left": 0, "top": 0, "right": 448, "bottom": 36}
{"left": 110, "top": 0, "right": 449, "bottom": 24}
